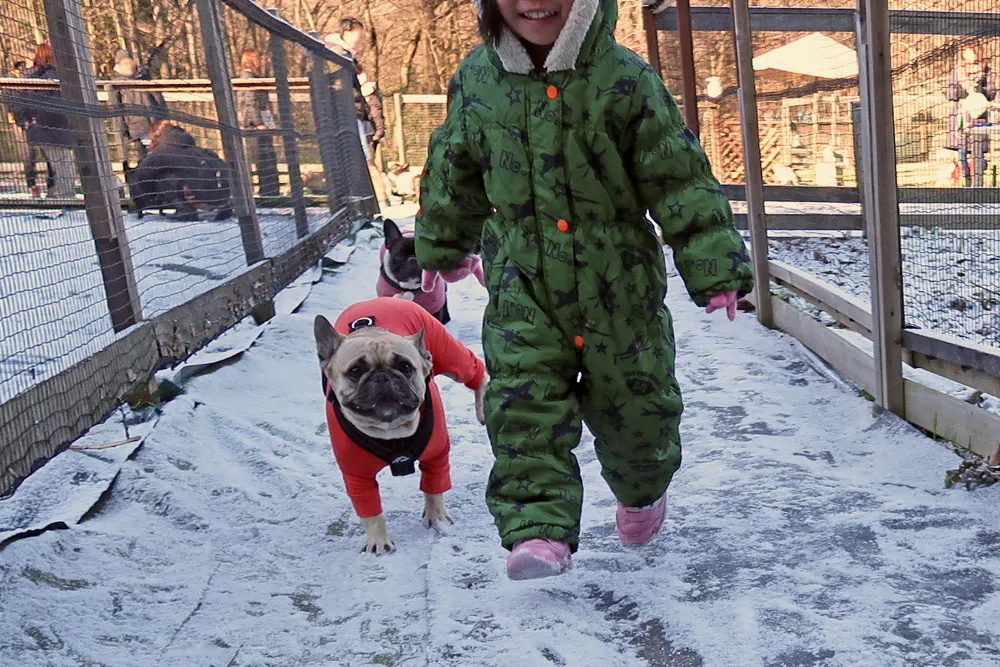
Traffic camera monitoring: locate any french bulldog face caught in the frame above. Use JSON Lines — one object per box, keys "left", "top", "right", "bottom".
{"left": 382, "top": 219, "right": 421, "bottom": 290}
{"left": 314, "top": 315, "right": 432, "bottom": 439}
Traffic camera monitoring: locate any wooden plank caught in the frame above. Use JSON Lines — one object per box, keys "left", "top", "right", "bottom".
{"left": 857, "top": 0, "right": 905, "bottom": 415}
{"left": 308, "top": 37, "right": 348, "bottom": 217}
{"left": 268, "top": 8, "right": 308, "bottom": 239}
{"left": 733, "top": 213, "right": 863, "bottom": 230}
{"left": 196, "top": 0, "right": 264, "bottom": 265}
{"left": 722, "top": 184, "right": 861, "bottom": 203}
{"left": 769, "top": 259, "right": 873, "bottom": 334}
{"left": 642, "top": 7, "right": 663, "bottom": 79}
{"left": 394, "top": 93, "right": 406, "bottom": 165}
{"left": 731, "top": 0, "right": 771, "bottom": 327}
{"left": 675, "top": 0, "right": 700, "bottom": 135}
{"left": 219, "top": 0, "right": 353, "bottom": 67}
{"left": 42, "top": 0, "right": 142, "bottom": 333}
{"left": 151, "top": 263, "right": 274, "bottom": 365}
{"left": 910, "top": 352, "right": 1000, "bottom": 400}
{"left": 655, "top": 6, "right": 1000, "bottom": 36}
{"left": 0, "top": 323, "right": 158, "bottom": 498}
{"left": 904, "top": 329, "right": 1000, "bottom": 379}
{"left": 400, "top": 94, "right": 447, "bottom": 104}
{"left": 904, "top": 381, "right": 1000, "bottom": 458}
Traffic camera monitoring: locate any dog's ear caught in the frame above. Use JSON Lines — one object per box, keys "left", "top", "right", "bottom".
{"left": 314, "top": 315, "right": 346, "bottom": 365}
{"left": 383, "top": 219, "right": 402, "bottom": 246}
{"left": 405, "top": 328, "right": 433, "bottom": 369}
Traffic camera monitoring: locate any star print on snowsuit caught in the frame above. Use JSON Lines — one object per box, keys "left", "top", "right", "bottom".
{"left": 415, "top": 0, "right": 754, "bottom": 552}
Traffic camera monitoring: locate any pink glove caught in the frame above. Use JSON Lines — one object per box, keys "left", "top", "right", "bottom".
{"left": 705, "top": 290, "right": 738, "bottom": 321}
{"left": 421, "top": 255, "right": 486, "bottom": 292}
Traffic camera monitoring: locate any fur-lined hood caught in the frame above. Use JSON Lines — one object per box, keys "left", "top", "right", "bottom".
{"left": 473, "top": 0, "right": 617, "bottom": 74}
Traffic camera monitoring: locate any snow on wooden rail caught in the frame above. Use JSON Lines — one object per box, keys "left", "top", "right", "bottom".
{"left": 751, "top": 260, "right": 1000, "bottom": 459}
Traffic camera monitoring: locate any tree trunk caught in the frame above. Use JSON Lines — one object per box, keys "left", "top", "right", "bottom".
{"left": 421, "top": 2, "right": 445, "bottom": 93}
{"left": 363, "top": 0, "right": 379, "bottom": 84}
{"left": 185, "top": 12, "right": 200, "bottom": 78}
{"left": 401, "top": 29, "right": 422, "bottom": 92}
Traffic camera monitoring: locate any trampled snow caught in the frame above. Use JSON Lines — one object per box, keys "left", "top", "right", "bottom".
{"left": 2, "top": 222, "right": 1000, "bottom": 666}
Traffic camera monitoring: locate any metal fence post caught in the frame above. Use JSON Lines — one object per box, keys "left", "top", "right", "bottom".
{"left": 857, "top": 0, "right": 905, "bottom": 415}
{"left": 731, "top": 0, "right": 773, "bottom": 328}
{"left": 307, "top": 34, "right": 346, "bottom": 218}
{"left": 267, "top": 8, "right": 308, "bottom": 238}
{"left": 393, "top": 92, "right": 406, "bottom": 165}
{"left": 196, "top": 0, "right": 264, "bottom": 265}
{"left": 42, "top": 0, "right": 142, "bottom": 332}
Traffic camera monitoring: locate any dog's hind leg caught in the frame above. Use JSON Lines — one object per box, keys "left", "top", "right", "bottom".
{"left": 360, "top": 515, "right": 394, "bottom": 554}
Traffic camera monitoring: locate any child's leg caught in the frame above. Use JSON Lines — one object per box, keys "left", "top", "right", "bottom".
{"left": 581, "top": 308, "right": 682, "bottom": 508}
{"left": 483, "top": 287, "right": 583, "bottom": 552}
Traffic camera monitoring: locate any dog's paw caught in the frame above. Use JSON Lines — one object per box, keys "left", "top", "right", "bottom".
{"left": 362, "top": 537, "right": 395, "bottom": 554}
{"left": 423, "top": 494, "right": 454, "bottom": 529}
{"left": 360, "top": 515, "right": 394, "bottom": 555}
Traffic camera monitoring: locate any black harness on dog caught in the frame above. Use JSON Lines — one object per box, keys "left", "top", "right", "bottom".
{"left": 379, "top": 265, "right": 420, "bottom": 296}
{"left": 321, "top": 309, "right": 435, "bottom": 476}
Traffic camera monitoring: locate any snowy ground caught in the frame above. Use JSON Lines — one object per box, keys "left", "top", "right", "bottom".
{"left": 3, "top": 224, "right": 1000, "bottom": 666}
{"left": 0, "top": 207, "right": 330, "bottom": 403}
{"left": 767, "top": 228, "right": 1000, "bottom": 347}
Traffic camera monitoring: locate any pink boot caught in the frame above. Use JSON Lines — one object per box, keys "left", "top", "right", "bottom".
{"left": 616, "top": 494, "right": 667, "bottom": 546}
{"left": 506, "top": 538, "right": 572, "bottom": 580}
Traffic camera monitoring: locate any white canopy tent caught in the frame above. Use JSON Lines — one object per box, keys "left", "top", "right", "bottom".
{"left": 752, "top": 32, "right": 858, "bottom": 79}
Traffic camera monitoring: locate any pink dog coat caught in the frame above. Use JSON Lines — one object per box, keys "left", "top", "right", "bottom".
{"left": 376, "top": 233, "right": 447, "bottom": 316}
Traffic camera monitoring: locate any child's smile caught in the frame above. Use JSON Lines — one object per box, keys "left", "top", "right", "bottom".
{"left": 497, "top": 0, "right": 574, "bottom": 48}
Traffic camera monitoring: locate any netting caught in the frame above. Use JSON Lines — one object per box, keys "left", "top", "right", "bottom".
{"left": 891, "top": 1, "right": 1000, "bottom": 347}
{"left": 0, "top": 0, "right": 376, "bottom": 497}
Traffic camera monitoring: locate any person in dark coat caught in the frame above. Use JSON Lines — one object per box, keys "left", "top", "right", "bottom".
{"left": 112, "top": 50, "right": 167, "bottom": 164}
{"left": 235, "top": 48, "right": 280, "bottom": 199}
{"left": 7, "top": 55, "right": 54, "bottom": 196}
{"left": 945, "top": 46, "right": 997, "bottom": 187}
{"left": 9, "top": 43, "right": 77, "bottom": 198}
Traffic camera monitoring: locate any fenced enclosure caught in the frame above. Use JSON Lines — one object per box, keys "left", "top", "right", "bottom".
{"left": 649, "top": 0, "right": 1000, "bottom": 459}
{"left": 0, "top": 0, "right": 377, "bottom": 497}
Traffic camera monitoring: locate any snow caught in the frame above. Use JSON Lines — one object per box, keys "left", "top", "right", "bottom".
{"left": 0, "top": 207, "right": 331, "bottom": 404}
{"left": 3, "top": 221, "right": 1000, "bottom": 666}
{"left": 764, "top": 226, "right": 1000, "bottom": 348}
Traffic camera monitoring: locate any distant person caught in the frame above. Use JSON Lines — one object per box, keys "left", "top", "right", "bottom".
{"left": 946, "top": 46, "right": 996, "bottom": 187}
{"left": 7, "top": 54, "right": 54, "bottom": 197}
{"left": 112, "top": 50, "right": 167, "bottom": 164}
{"left": 11, "top": 42, "right": 77, "bottom": 199}
{"left": 236, "top": 48, "right": 280, "bottom": 199}
{"left": 324, "top": 18, "right": 388, "bottom": 208}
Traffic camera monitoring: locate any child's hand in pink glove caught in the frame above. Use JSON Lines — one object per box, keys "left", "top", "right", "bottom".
{"left": 705, "top": 290, "right": 738, "bottom": 321}
{"left": 421, "top": 255, "right": 486, "bottom": 292}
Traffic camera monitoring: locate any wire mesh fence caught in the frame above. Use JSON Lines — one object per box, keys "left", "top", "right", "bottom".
{"left": 0, "top": 0, "right": 376, "bottom": 497}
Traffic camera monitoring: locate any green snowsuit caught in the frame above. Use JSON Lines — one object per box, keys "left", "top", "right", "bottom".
{"left": 415, "top": 0, "right": 754, "bottom": 551}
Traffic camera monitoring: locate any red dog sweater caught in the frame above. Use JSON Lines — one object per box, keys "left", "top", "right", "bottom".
{"left": 324, "top": 297, "right": 485, "bottom": 517}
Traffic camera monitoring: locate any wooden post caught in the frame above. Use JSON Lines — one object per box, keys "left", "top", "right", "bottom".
{"left": 781, "top": 103, "right": 792, "bottom": 166}
{"left": 676, "top": 0, "right": 700, "bottom": 135}
{"left": 832, "top": 95, "right": 840, "bottom": 149}
{"left": 196, "top": 0, "right": 264, "bottom": 265}
{"left": 42, "top": 0, "right": 141, "bottom": 332}
{"left": 308, "top": 32, "right": 346, "bottom": 216}
{"left": 104, "top": 83, "right": 131, "bottom": 172}
{"left": 731, "top": 0, "right": 773, "bottom": 328}
{"left": 812, "top": 92, "right": 820, "bottom": 165}
{"left": 642, "top": 6, "right": 663, "bottom": 79}
{"left": 267, "top": 8, "right": 308, "bottom": 238}
{"left": 393, "top": 92, "right": 406, "bottom": 165}
{"left": 857, "top": 0, "right": 905, "bottom": 415}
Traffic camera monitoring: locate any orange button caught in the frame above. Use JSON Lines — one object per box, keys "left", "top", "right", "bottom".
{"left": 546, "top": 85, "right": 558, "bottom": 100}
{"left": 573, "top": 335, "right": 584, "bottom": 348}
{"left": 556, "top": 218, "right": 569, "bottom": 232}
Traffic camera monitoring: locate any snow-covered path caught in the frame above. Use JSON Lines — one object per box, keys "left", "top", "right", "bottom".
{"left": 3, "top": 225, "right": 1000, "bottom": 666}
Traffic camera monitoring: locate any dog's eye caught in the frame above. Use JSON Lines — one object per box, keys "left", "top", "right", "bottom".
{"left": 395, "top": 360, "right": 414, "bottom": 375}
{"left": 347, "top": 363, "right": 366, "bottom": 381}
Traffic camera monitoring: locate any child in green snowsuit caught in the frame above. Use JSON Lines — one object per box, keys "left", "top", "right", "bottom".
{"left": 415, "top": 0, "right": 754, "bottom": 580}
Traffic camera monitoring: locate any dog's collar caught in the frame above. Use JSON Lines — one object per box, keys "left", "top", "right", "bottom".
{"left": 379, "top": 265, "right": 419, "bottom": 294}
{"left": 321, "top": 373, "right": 434, "bottom": 476}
